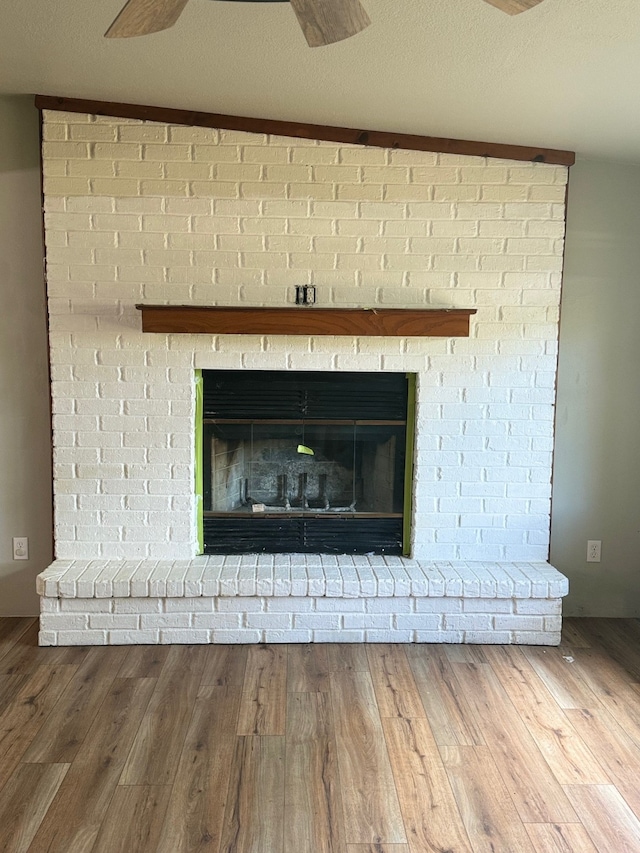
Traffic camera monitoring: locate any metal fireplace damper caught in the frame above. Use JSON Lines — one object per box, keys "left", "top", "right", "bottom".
{"left": 202, "top": 370, "right": 413, "bottom": 555}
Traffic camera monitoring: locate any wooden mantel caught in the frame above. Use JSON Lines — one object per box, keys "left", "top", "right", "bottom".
{"left": 135, "top": 305, "right": 477, "bottom": 337}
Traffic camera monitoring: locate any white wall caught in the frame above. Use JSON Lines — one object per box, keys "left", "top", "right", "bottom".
{"left": 0, "top": 96, "right": 53, "bottom": 615}
{"left": 551, "top": 158, "right": 640, "bottom": 616}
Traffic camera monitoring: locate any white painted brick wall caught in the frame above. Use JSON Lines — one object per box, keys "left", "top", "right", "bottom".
{"left": 41, "top": 110, "right": 568, "bottom": 563}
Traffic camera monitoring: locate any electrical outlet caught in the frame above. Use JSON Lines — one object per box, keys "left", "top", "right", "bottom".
{"left": 12, "top": 537, "right": 29, "bottom": 561}
{"left": 587, "top": 540, "right": 601, "bottom": 563}
{"left": 294, "top": 285, "right": 316, "bottom": 305}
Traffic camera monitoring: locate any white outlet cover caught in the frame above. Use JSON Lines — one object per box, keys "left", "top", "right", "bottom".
{"left": 12, "top": 537, "right": 29, "bottom": 561}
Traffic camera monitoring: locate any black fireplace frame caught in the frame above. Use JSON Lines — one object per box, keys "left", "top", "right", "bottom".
{"left": 198, "top": 370, "right": 415, "bottom": 556}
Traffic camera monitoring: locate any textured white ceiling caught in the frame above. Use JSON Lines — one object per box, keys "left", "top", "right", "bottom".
{"left": 2, "top": 0, "right": 640, "bottom": 161}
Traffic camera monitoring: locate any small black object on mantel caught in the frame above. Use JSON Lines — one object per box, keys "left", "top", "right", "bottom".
{"left": 295, "top": 285, "right": 316, "bottom": 306}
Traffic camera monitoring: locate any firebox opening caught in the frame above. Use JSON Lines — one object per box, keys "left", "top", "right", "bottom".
{"left": 200, "top": 370, "right": 415, "bottom": 555}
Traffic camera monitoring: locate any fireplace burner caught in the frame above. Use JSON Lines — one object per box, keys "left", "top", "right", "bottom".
{"left": 201, "top": 371, "right": 412, "bottom": 554}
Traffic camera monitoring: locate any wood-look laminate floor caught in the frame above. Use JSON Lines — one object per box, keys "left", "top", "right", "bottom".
{"left": 1, "top": 618, "right": 640, "bottom": 852}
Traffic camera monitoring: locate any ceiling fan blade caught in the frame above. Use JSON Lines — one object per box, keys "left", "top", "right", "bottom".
{"left": 105, "top": 0, "right": 191, "bottom": 38}
{"left": 481, "top": 0, "right": 545, "bottom": 14}
{"left": 290, "top": 0, "right": 371, "bottom": 48}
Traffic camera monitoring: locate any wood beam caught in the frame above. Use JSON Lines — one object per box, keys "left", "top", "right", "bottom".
{"left": 35, "top": 95, "right": 575, "bottom": 166}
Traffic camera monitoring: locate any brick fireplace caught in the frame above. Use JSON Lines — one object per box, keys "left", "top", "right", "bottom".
{"left": 36, "top": 107, "right": 569, "bottom": 645}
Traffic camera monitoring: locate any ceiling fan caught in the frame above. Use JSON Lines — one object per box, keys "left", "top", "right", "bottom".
{"left": 105, "top": 0, "right": 545, "bottom": 49}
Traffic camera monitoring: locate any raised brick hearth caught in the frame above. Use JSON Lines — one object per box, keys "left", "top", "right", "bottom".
{"left": 37, "top": 557, "right": 567, "bottom": 646}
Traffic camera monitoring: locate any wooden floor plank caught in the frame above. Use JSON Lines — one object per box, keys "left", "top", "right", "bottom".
{"left": 200, "top": 644, "right": 247, "bottom": 688}
{"left": 578, "top": 618, "right": 640, "bottom": 680}
{"left": 156, "top": 685, "right": 241, "bottom": 853}
{"left": 287, "top": 644, "right": 330, "bottom": 692}
{"left": 347, "top": 847, "right": 409, "bottom": 853}
{"left": 0, "top": 620, "right": 89, "bottom": 675}
{"left": 442, "top": 745, "right": 536, "bottom": 853}
{"left": 26, "top": 676, "right": 157, "bottom": 853}
{"left": 0, "top": 618, "right": 35, "bottom": 666}
{"left": 407, "top": 648, "right": 484, "bottom": 746}
{"left": 91, "top": 786, "right": 172, "bottom": 853}
{"left": 0, "top": 621, "right": 40, "bottom": 675}
{"left": 525, "top": 822, "right": 600, "bottom": 853}
{"left": 0, "top": 763, "right": 68, "bottom": 853}
{"left": 22, "top": 647, "right": 128, "bottom": 764}
{"left": 570, "top": 646, "right": 638, "bottom": 697}
{"left": 560, "top": 617, "right": 594, "bottom": 649}
{"left": 568, "top": 647, "right": 640, "bottom": 748}
{"left": 0, "top": 673, "right": 29, "bottom": 718}
{"left": 383, "top": 716, "right": 473, "bottom": 853}
{"left": 522, "top": 646, "right": 602, "bottom": 710}
{"left": 366, "top": 645, "right": 425, "bottom": 719}
{"left": 0, "top": 663, "right": 78, "bottom": 792}
{"left": 120, "top": 645, "right": 207, "bottom": 786}
{"left": 237, "top": 644, "right": 287, "bottom": 735}
{"left": 483, "top": 645, "right": 609, "bottom": 785}
{"left": 219, "top": 736, "right": 285, "bottom": 853}
{"left": 285, "top": 692, "right": 345, "bottom": 853}
{"left": 451, "top": 661, "right": 578, "bottom": 823}
{"left": 0, "top": 665, "right": 77, "bottom": 734}
{"left": 331, "top": 670, "right": 406, "bottom": 845}
{"left": 325, "top": 643, "right": 369, "bottom": 672}
{"left": 564, "top": 784, "right": 640, "bottom": 853}
{"left": 565, "top": 706, "right": 640, "bottom": 817}
{"left": 118, "top": 645, "right": 171, "bottom": 679}
{"left": 442, "top": 644, "right": 488, "bottom": 664}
